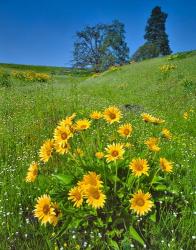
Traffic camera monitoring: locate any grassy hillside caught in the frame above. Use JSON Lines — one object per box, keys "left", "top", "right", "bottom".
{"left": 0, "top": 63, "right": 91, "bottom": 76}
{"left": 0, "top": 53, "right": 196, "bottom": 249}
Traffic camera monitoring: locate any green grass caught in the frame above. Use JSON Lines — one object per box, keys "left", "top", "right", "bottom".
{"left": 0, "top": 53, "right": 196, "bottom": 249}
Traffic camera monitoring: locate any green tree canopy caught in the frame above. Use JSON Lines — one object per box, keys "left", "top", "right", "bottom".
{"left": 73, "top": 20, "right": 130, "bottom": 72}
{"left": 132, "top": 43, "right": 160, "bottom": 62}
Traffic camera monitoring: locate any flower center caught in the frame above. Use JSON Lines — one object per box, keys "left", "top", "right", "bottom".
{"left": 87, "top": 177, "right": 97, "bottom": 186}
{"left": 109, "top": 112, "right": 116, "bottom": 119}
{"left": 46, "top": 149, "right": 51, "bottom": 156}
{"left": 136, "top": 164, "right": 143, "bottom": 171}
{"left": 61, "top": 132, "right": 68, "bottom": 140}
{"left": 81, "top": 125, "right": 87, "bottom": 129}
{"left": 124, "top": 128, "right": 130, "bottom": 135}
{"left": 92, "top": 189, "right": 100, "bottom": 199}
{"left": 136, "top": 198, "right": 145, "bottom": 207}
{"left": 43, "top": 204, "right": 50, "bottom": 214}
{"left": 33, "top": 169, "right": 38, "bottom": 175}
{"left": 112, "top": 150, "right": 119, "bottom": 157}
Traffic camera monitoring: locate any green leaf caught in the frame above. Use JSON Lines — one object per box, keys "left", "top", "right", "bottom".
{"left": 150, "top": 212, "right": 156, "bottom": 222}
{"left": 151, "top": 176, "right": 164, "bottom": 184}
{"left": 126, "top": 175, "right": 135, "bottom": 187}
{"left": 52, "top": 174, "right": 73, "bottom": 185}
{"left": 117, "top": 192, "right": 124, "bottom": 199}
{"left": 108, "top": 239, "right": 120, "bottom": 250}
{"left": 107, "top": 216, "right": 112, "bottom": 223}
{"left": 154, "top": 184, "right": 167, "bottom": 191}
{"left": 108, "top": 175, "right": 120, "bottom": 183}
{"left": 129, "top": 226, "right": 144, "bottom": 246}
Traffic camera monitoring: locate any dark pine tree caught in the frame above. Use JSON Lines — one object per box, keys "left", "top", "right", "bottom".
{"left": 144, "top": 6, "right": 172, "bottom": 56}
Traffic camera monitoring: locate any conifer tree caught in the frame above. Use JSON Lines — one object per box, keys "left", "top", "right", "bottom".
{"left": 144, "top": 6, "right": 172, "bottom": 55}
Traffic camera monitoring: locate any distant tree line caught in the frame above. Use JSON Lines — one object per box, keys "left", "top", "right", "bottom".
{"left": 72, "top": 6, "right": 172, "bottom": 71}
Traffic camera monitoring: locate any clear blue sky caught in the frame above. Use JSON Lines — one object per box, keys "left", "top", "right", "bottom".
{"left": 0, "top": 0, "right": 195, "bottom": 66}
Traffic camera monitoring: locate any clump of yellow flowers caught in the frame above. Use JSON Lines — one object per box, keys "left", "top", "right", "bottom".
{"left": 68, "top": 172, "right": 106, "bottom": 209}
{"left": 160, "top": 63, "right": 177, "bottom": 74}
{"left": 25, "top": 105, "right": 176, "bottom": 246}
{"left": 12, "top": 70, "right": 51, "bottom": 82}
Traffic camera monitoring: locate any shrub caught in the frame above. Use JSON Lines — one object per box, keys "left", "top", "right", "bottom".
{"left": 0, "top": 69, "right": 12, "bottom": 87}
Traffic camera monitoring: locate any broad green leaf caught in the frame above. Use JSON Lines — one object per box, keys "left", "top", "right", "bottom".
{"left": 129, "top": 226, "right": 144, "bottom": 246}
{"left": 151, "top": 176, "right": 164, "bottom": 184}
{"left": 154, "top": 184, "right": 167, "bottom": 191}
{"left": 52, "top": 174, "right": 73, "bottom": 185}
{"left": 108, "top": 175, "right": 120, "bottom": 183}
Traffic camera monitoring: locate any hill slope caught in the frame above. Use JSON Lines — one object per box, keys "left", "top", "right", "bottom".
{"left": 0, "top": 53, "right": 196, "bottom": 249}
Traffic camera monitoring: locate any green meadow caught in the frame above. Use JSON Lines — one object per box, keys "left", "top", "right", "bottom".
{"left": 0, "top": 52, "right": 196, "bottom": 249}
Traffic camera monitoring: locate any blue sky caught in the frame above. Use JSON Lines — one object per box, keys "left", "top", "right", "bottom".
{"left": 0, "top": 0, "right": 195, "bottom": 66}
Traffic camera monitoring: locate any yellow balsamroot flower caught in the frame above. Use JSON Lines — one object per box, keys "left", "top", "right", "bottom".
{"left": 75, "top": 119, "right": 91, "bottom": 131}
{"left": 90, "top": 111, "right": 102, "bottom": 120}
{"left": 141, "top": 113, "right": 165, "bottom": 125}
{"left": 50, "top": 202, "right": 61, "bottom": 226}
{"left": 82, "top": 172, "right": 103, "bottom": 189}
{"left": 130, "top": 190, "right": 154, "bottom": 216}
{"left": 161, "top": 128, "right": 172, "bottom": 140}
{"left": 145, "top": 137, "right": 160, "bottom": 152}
{"left": 118, "top": 123, "right": 133, "bottom": 138}
{"left": 95, "top": 151, "right": 104, "bottom": 159}
{"left": 86, "top": 186, "right": 106, "bottom": 209}
{"left": 105, "top": 143, "right": 125, "bottom": 162}
{"left": 54, "top": 141, "right": 70, "bottom": 155}
{"left": 39, "top": 139, "right": 53, "bottom": 163}
{"left": 68, "top": 186, "right": 84, "bottom": 208}
{"left": 34, "top": 195, "right": 55, "bottom": 225}
{"left": 152, "top": 117, "right": 165, "bottom": 125}
{"left": 160, "top": 158, "right": 173, "bottom": 173}
{"left": 129, "top": 158, "right": 149, "bottom": 177}
{"left": 54, "top": 124, "right": 72, "bottom": 143}
{"left": 103, "top": 106, "right": 122, "bottom": 124}
{"left": 58, "top": 113, "right": 76, "bottom": 127}
{"left": 141, "top": 113, "right": 155, "bottom": 123}
{"left": 183, "top": 112, "right": 189, "bottom": 120}
{"left": 25, "top": 161, "right": 38, "bottom": 183}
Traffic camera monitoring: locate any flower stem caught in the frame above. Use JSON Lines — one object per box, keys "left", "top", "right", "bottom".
{"left": 114, "top": 162, "right": 118, "bottom": 193}
{"left": 150, "top": 168, "right": 160, "bottom": 188}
